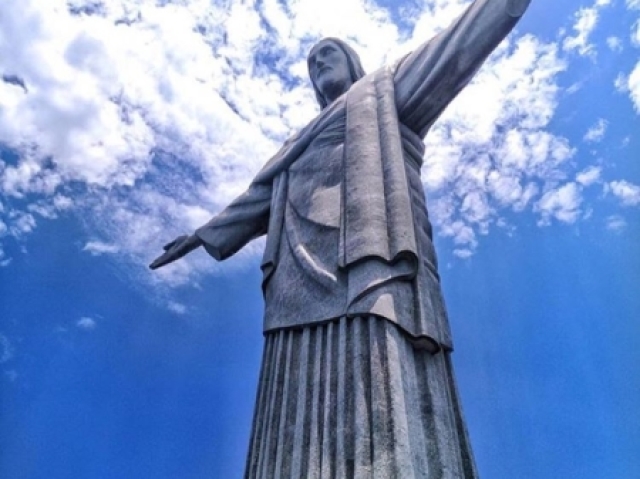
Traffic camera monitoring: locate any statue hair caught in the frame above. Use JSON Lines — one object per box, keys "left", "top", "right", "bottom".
{"left": 307, "top": 38, "right": 366, "bottom": 109}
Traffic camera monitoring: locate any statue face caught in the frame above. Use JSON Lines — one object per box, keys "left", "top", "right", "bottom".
{"left": 308, "top": 40, "right": 352, "bottom": 100}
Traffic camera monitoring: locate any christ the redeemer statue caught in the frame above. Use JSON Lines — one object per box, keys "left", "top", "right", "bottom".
{"left": 151, "top": 0, "right": 531, "bottom": 477}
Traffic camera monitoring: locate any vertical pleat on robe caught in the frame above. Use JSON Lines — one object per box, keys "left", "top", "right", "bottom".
{"left": 244, "top": 316, "right": 478, "bottom": 479}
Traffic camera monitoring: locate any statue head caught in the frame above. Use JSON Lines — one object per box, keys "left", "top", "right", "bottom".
{"left": 307, "top": 38, "right": 366, "bottom": 109}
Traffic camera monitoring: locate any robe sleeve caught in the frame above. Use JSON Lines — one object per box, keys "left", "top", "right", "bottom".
{"left": 394, "top": 0, "right": 531, "bottom": 137}
{"left": 192, "top": 97, "right": 334, "bottom": 262}
{"left": 194, "top": 181, "right": 271, "bottom": 261}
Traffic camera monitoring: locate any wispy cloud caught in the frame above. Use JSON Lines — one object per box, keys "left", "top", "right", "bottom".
{"left": 626, "top": 63, "right": 640, "bottom": 111}
{"left": 422, "top": 33, "right": 573, "bottom": 252}
{"left": 628, "top": 0, "right": 640, "bottom": 10}
{"left": 562, "top": 0, "right": 611, "bottom": 57}
{"left": 535, "top": 182, "right": 583, "bottom": 226}
{"left": 583, "top": 119, "right": 608, "bottom": 142}
{"left": 453, "top": 248, "right": 474, "bottom": 259}
{"left": 607, "top": 180, "right": 640, "bottom": 206}
{"left": 576, "top": 166, "right": 602, "bottom": 186}
{"left": 614, "top": 72, "right": 629, "bottom": 93}
{"left": 0, "top": 0, "right": 632, "bottom": 282}
{"left": 620, "top": 0, "right": 640, "bottom": 110}
{"left": 0, "top": 332, "right": 17, "bottom": 382}
{"left": 632, "top": 18, "right": 640, "bottom": 47}
{"left": 83, "top": 240, "right": 120, "bottom": 256}
{"left": 0, "top": 334, "right": 15, "bottom": 363}
{"left": 76, "top": 317, "right": 97, "bottom": 330}
{"left": 605, "top": 215, "right": 627, "bottom": 232}
{"left": 606, "top": 36, "right": 623, "bottom": 52}
{"left": 0, "top": 243, "right": 11, "bottom": 267}
{"left": 8, "top": 212, "right": 36, "bottom": 236}
{"left": 167, "top": 301, "right": 187, "bottom": 315}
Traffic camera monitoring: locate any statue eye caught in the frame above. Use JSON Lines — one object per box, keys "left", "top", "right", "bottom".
{"left": 308, "top": 44, "right": 338, "bottom": 69}
{"left": 320, "top": 46, "right": 335, "bottom": 56}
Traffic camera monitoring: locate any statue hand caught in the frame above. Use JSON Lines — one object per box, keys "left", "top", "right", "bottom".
{"left": 149, "top": 234, "right": 203, "bottom": 270}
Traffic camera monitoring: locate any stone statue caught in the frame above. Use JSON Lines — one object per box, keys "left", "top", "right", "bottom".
{"left": 151, "top": 0, "right": 531, "bottom": 477}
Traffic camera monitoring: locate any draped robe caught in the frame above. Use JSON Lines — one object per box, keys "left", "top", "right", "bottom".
{"left": 196, "top": 0, "right": 530, "bottom": 351}
{"left": 194, "top": 0, "right": 530, "bottom": 477}
{"left": 196, "top": 0, "right": 529, "bottom": 479}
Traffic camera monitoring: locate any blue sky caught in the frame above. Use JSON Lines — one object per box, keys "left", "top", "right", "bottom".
{"left": 1, "top": 0, "right": 639, "bottom": 478}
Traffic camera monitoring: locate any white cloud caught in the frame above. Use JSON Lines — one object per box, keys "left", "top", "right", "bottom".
{"left": 583, "top": 119, "right": 608, "bottom": 142}
{"left": 421, "top": 32, "right": 575, "bottom": 254}
{"left": 83, "top": 240, "right": 120, "bottom": 256}
{"left": 562, "top": 2, "right": 609, "bottom": 57}
{"left": 607, "top": 180, "right": 640, "bottom": 206}
{"left": 0, "top": 334, "right": 15, "bottom": 363}
{"left": 167, "top": 301, "right": 187, "bottom": 315}
{"left": 627, "top": 62, "right": 640, "bottom": 111}
{"left": 8, "top": 212, "right": 36, "bottom": 236}
{"left": 615, "top": 72, "right": 629, "bottom": 93}
{"left": 628, "top": 0, "right": 640, "bottom": 9}
{"left": 576, "top": 166, "right": 602, "bottom": 186}
{"left": 620, "top": 1, "right": 640, "bottom": 111}
{"left": 633, "top": 25, "right": 640, "bottom": 48}
{"left": 565, "top": 82, "right": 583, "bottom": 95}
{"left": 606, "top": 36, "right": 623, "bottom": 52}
{"left": 76, "top": 317, "right": 97, "bottom": 330}
{"left": 535, "top": 183, "right": 583, "bottom": 225}
{"left": 0, "top": 245, "right": 10, "bottom": 267}
{"left": 2, "top": 0, "right": 306, "bottom": 283}
{"left": 0, "top": 0, "right": 607, "bottom": 273}
{"left": 439, "top": 220, "right": 478, "bottom": 250}
{"left": 605, "top": 215, "right": 627, "bottom": 232}
{"left": 453, "top": 249, "right": 473, "bottom": 259}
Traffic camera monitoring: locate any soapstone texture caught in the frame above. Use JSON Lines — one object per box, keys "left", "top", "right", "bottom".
{"left": 153, "top": 0, "right": 531, "bottom": 477}
{"left": 245, "top": 317, "right": 478, "bottom": 479}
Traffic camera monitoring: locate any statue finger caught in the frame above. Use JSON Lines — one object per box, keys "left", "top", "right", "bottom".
{"left": 163, "top": 240, "right": 177, "bottom": 251}
{"left": 149, "top": 256, "right": 166, "bottom": 270}
{"left": 163, "top": 235, "right": 188, "bottom": 251}
{"left": 149, "top": 251, "right": 175, "bottom": 270}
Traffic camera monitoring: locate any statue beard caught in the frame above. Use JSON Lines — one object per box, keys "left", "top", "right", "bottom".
{"left": 319, "top": 77, "right": 352, "bottom": 105}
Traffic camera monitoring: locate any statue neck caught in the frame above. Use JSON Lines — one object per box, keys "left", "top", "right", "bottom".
{"left": 322, "top": 79, "right": 353, "bottom": 105}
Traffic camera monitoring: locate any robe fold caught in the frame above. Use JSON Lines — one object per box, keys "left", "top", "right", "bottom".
{"left": 194, "top": 1, "right": 531, "bottom": 477}
{"left": 196, "top": 0, "right": 530, "bottom": 352}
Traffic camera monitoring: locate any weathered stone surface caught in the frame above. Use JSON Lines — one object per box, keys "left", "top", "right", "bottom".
{"left": 245, "top": 317, "right": 477, "bottom": 479}
{"left": 150, "top": 0, "right": 532, "bottom": 477}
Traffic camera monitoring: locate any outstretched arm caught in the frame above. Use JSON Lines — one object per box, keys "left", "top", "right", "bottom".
{"left": 194, "top": 181, "right": 271, "bottom": 260}
{"left": 395, "top": 0, "right": 531, "bottom": 137}
{"left": 149, "top": 180, "right": 271, "bottom": 269}
{"left": 149, "top": 234, "right": 204, "bottom": 270}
